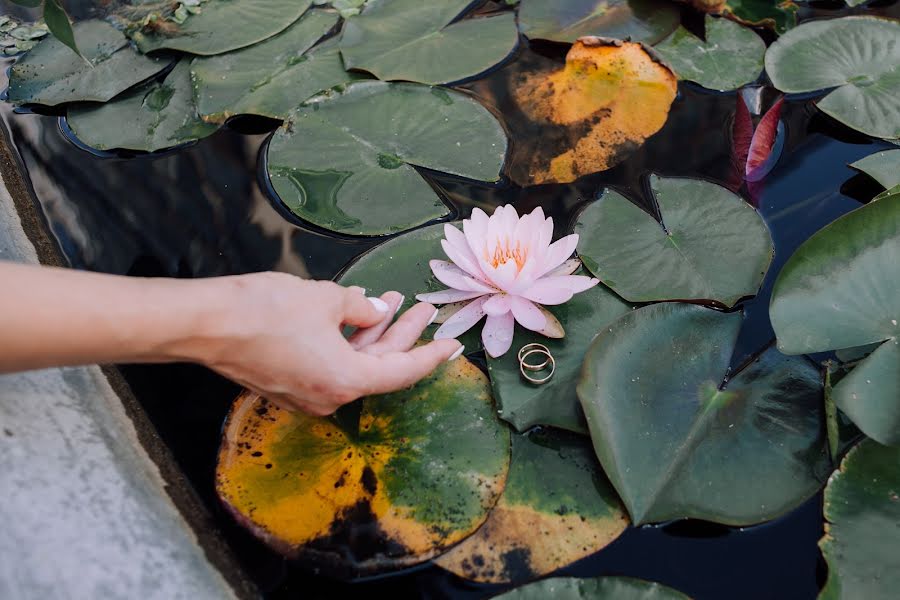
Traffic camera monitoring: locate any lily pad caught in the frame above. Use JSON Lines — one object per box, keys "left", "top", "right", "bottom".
{"left": 510, "top": 37, "right": 677, "bottom": 185}
{"left": 517, "top": 0, "right": 681, "bottom": 45}
{"left": 849, "top": 149, "right": 900, "bottom": 190}
{"left": 436, "top": 429, "right": 628, "bottom": 584}
{"left": 682, "top": 0, "right": 798, "bottom": 35}
{"left": 575, "top": 176, "right": 774, "bottom": 307}
{"left": 819, "top": 439, "right": 900, "bottom": 600}
{"left": 216, "top": 356, "right": 510, "bottom": 576}
{"left": 577, "top": 303, "right": 830, "bottom": 525}
{"left": 486, "top": 279, "right": 632, "bottom": 434}
{"left": 265, "top": 81, "right": 507, "bottom": 236}
{"left": 770, "top": 192, "right": 900, "bottom": 446}
{"left": 7, "top": 19, "right": 169, "bottom": 106}
{"left": 495, "top": 576, "right": 690, "bottom": 600}
{"left": 339, "top": 0, "right": 519, "bottom": 85}
{"left": 336, "top": 223, "right": 483, "bottom": 350}
{"left": 765, "top": 17, "right": 900, "bottom": 140}
{"left": 654, "top": 16, "right": 765, "bottom": 92}
{"left": 131, "top": 0, "right": 313, "bottom": 55}
{"left": 192, "top": 10, "right": 352, "bottom": 124}
{"left": 67, "top": 60, "right": 218, "bottom": 152}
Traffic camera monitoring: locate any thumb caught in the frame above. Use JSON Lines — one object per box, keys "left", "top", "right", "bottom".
{"left": 341, "top": 289, "right": 393, "bottom": 328}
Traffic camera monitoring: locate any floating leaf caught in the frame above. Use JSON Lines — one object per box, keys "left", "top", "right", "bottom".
{"left": 849, "top": 149, "right": 900, "bottom": 190}
{"left": 339, "top": 0, "right": 518, "bottom": 85}
{"left": 67, "top": 60, "right": 218, "bottom": 152}
{"left": 265, "top": 81, "right": 507, "bottom": 236}
{"left": 517, "top": 0, "right": 680, "bottom": 45}
{"left": 192, "top": 10, "right": 351, "bottom": 123}
{"left": 819, "top": 439, "right": 900, "bottom": 600}
{"left": 576, "top": 176, "right": 774, "bottom": 307}
{"left": 336, "top": 223, "right": 483, "bottom": 351}
{"left": 436, "top": 429, "right": 628, "bottom": 584}
{"left": 765, "top": 17, "right": 900, "bottom": 140}
{"left": 578, "top": 303, "right": 830, "bottom": 525}
{"left": 495, "top": 576, "right": 691, "bottom": 600}
{"left": 682, "top": 0, "right": 798, "bottom": 35}
{"left": 824, "top": 365, "right": 864, "bottom": 464}
{"left": 770, "top": 192, "right": 900, "bottom": 446}
{"left": 7, "top": 20, "right": 169, "bottom": 106}
{"left": 655, "top": 16, "right": 765, "bottom": 92}
{"left": 131, "top": 0, "right": 312, "bottom": 55}
{"left": 486, "top": 279, "right": 632, "bottom": 434}
{"left": 510, "top": 38, "right": 677, "bottom": 185}
{"left": 216, "top": 357, "right": 510, "bottom": 576}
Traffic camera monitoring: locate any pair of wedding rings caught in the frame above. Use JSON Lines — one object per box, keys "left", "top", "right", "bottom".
{"left": 518, "top": 343, "right": 555, "bottom": 385}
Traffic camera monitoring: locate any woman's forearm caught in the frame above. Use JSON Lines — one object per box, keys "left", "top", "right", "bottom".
{"left": 0, "top": 261, "right": 226, "bottom": 373}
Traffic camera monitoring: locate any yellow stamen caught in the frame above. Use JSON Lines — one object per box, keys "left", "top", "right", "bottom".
{"left": 487, "top": 238, "right": 527, "bottom": 271}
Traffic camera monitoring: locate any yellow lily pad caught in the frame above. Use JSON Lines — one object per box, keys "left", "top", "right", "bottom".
{"left": 216, "top": 357, "right": 510, "bottom": 577}
{"left": 509, "top": 37, "right": 677, "bottom": 185}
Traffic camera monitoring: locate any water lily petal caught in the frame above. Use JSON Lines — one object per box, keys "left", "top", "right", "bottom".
{"left": 509, "top": 296, "right": 547, "bottom": 332}
{"left": 416, "top": 289, "right": 487, "bottom": 304}
{"left": 545, "top": 258, "right": 582, "bottom": 277}
{"left": 483, "top": 294, "right": 512, "bottom": 316}
{"left": 539, "top": 233, "right": 579, "bottom": 276}
{"left": 430, "top": 260, "right": 496, "bottom": 293}
{"left": 520, "top": 274, "right": 599, "bottom": 305}
{"left": 482, "top": 311, "right": 515, "bottom": 358}
{"left": 483, "top": 258, "right": 518, "bottom": 292}
{"left": 441, "top": 237, "right": 488, "bottom": 283}
{"left": 434, "top": 296, "right": 489, "bottom": 340}
{"left": 464, "top": 207, "right": 490, "bottom": 258}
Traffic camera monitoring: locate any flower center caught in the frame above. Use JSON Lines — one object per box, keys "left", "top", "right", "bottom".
{"left": 487, "top": 238, "right": 527, "bottom": 271}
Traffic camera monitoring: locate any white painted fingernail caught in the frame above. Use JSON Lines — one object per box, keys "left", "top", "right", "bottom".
{"left": 448, "top": 345, "right": 465, "bottom": 361}
{"left": 368, "top": 297, "right": 389, "bottom": 313}
{"left": 427, "top": 308, "right": 439, "bottom": 326}
{"left": 394, "top": 295, "right": 405, "bottom": 315}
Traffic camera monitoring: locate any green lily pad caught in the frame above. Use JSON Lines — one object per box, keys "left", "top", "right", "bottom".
{"left": 819, "top": 439, "right": 900, "bottom": 600}
{"left": 131, "top": 0, "right": 312, "bottom": 55}
{"left": 67, "top": 60, "right": 218, "bottom": 152}
{"left": 770, "top": 192, "right": 900, "bottom": 446}
{"left": 265, "top": 81, "right": 507, "bottom": 236}
{"left": 192, "top": 10, "right": 352, "bottom": 124}
{"left": 575, "top": 176, "right": 774, "bottom": 307}
{"left": 577, "top": 302, "right": 830, "bottom": 525}
{"left": 216, "top": 356, "right": 510, "bottom": 576}
{"left": 654, "top": 16, "right": 765, "bottom": 92}
{"left": 824, "top": 365, "right": 864, "bottom": 464}
{"left": 436, "top": 429, "right": 628, "bottom": 583}
{"left": 719, "top": 0, "right": 797, "bottom": 35}
{"left": 495, "top": 576, "right": 691, "bottom": 600}
{"left": 487, "top": 280, "right": 632, "bottom": 434}
{"left": 6, "top": 19, "right": 169, "bottom": 106}
{"left": 849, "top": 149, "right": 900, "bottom": 190}
{"left": 765, "top": 17, "right": 900, "bottom": 140}
{"left": 517, "top": 0, "right": 681, "bottom": 45}
{"left": 338, "top": 0, "right": 519, "bottom": 85}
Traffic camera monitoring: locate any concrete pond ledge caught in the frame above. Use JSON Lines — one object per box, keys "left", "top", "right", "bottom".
{"left": 1, "top": 126, "right": 247, "bottom": 598}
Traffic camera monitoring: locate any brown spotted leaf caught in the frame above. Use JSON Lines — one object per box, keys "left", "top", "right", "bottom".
{"left": 216, "top": 357, "right": 510, "bottom": 577}
{"left": 509, "top": 37, "right": 677, "bottom": 185}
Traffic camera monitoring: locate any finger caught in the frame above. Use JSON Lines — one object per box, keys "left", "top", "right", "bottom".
{"left": 346, "top": 286, "right": 366, "bottom": 295}
{"left": 341, "top": 287, "right": 393, "bottom": 328}
{"left": 363, "top": 302, "right": 439, "bottom": 355}
{"left": 358, "top": 339, "right": 464, "bottom": 396}
{"left": 347, "top": 291, "right": 404, "bottom": 350}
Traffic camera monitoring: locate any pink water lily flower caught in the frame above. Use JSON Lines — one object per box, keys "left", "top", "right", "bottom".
{"left": 416, "top": 205, "right": 599, "bottom": 358}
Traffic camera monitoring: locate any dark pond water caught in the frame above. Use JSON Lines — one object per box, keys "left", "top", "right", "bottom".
{"left": 2, "top": 1, "right": 898, "bottom": 598}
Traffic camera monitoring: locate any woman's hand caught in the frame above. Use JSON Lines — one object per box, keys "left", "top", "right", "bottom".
{"left": 178, "top": 272, "right": 464, "bottom": 416}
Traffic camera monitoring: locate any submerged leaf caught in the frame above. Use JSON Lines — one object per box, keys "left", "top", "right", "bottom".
{"left": 655, "top": 15, "right": 765, "bottom": 92}
{"left": 192, "top": 10, "right": 353, "bottom": 123}
{"left": 495, "top": 576, "right": 691, "bottom": 599}
{"left": 131, "top": 0, "right": 312, "bottom": 55}
{"left": 770, "top": 192, "right": 900, "bottom": 446}
{"left": 265, "top": 81, "right": 507, "bottom": 236}
{"left": 7, "top": 20, "right": 169, "bottom": 106}
{"left": 576, "top": 175, "right": 774, "bottom": 307}
{"left": 517, "top": 0, "right": 680, "bottom": 45}
{"left": 339, "top": 0, "right": 518, "bottom": 85}
{"left": 577, "top": 303, "right": 830, "bottom": 525}
{"left": 216, "top": 357, "right": 510, "bottom": 576}
{"left": 745, "top": 97, "right": 785, "bottom": 181}
{"left": 436, "top": 430, "right": 628, "bottom": 583}
{"left": 67, "top": 60, "right": 218, "bottom": 152}
{"left": 509, "top": 38, "right": 677, "bottom": 185}
{"left": 849, "top": 149, "right": 900, "bottom": 190}
{"left": 765, "top": 17, "right": 900, "bottom": 140}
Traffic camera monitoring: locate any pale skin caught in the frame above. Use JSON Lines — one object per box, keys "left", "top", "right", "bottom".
{"left": 0, "top": 261, "right": 464, "bottom": 416}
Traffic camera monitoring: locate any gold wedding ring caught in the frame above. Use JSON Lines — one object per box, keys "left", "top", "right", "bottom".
{"left": 518, "top": 345, "right": 555, "bottom": 385}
